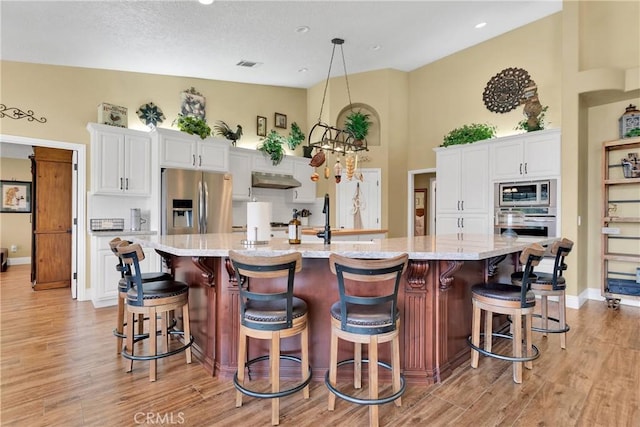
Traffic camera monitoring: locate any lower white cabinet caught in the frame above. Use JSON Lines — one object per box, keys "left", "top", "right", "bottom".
{"left": 91, "top": 234, "right": 161, "bottom": 308}
{"left": 289, "top": 157, "right": 316, "bottom": 203}
{"left": 436, "top": 214, "right": 489, "bottom": 235}
{"left": 229, "top": 148, "right": 252, "bottom": 201}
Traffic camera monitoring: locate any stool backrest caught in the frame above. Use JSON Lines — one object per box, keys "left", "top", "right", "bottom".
{"left": 228, "top": 250, "right": 302, "bottom": 331}
{"left": 116, "top": 241, "right": 147, "bottom": 305}
{"left": 518, "top": 244, "right": 546, "bottom": 306}
{"left": 329, "top": 253, "right": 409, "bottom": 335}
{"left": 109, "top": 237, "right": 127, "bottom": 278}
{"left": 549, "top": 238, "right": 573, "bottom": 289}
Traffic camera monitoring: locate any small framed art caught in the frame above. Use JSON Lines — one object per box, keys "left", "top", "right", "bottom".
{"left": 1, "top": 180, "right": 31, "bottom": 213}
{"left": 257, "top": 116, "right": 267, "bottom": 137}
{"left": 275, "top": 112, "right": 287, "bottom": 129}
{"left": 181, "top": 87, "right": 206, "bottom": 119}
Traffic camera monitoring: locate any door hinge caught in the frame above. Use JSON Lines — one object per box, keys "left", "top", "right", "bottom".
{"left": 73, "top": 272, "right": 77, "bottom": 280}
{"left": 74, "top": 163, "right": 78, "bottom": 171}
{"left": 73, "top": 218, "right": 77, "bottom": 225}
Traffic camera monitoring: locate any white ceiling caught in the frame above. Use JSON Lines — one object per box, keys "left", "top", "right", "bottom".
{"left": 1, "top": 0, "right": 562, "bottom": 89}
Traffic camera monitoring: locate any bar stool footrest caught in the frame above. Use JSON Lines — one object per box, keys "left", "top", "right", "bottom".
{"left": 234, "top": 354, "right": 312, "bottom": 399}
{"left": 530, "top": 313, "right": 570, "bottom": 334}
{"left": 121, "top": 331, "right": 193, "bottom": 361}
{"left": 113, "top": 317, "right": 178, "bottom": 340}
{"left": 467, "top": 332, "right": 540, "bottom": 362}
{"left": 325, "top": 358, "right": 406, "bottom": 406}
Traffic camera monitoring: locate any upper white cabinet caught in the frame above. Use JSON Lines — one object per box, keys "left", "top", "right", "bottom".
{"left": 155, "top": 128, "right": 229, "bottom": 172}
{"left": 87, "top": 123, "right": 151, "bottom": 196}
{"left": 490, "top": 129, "right": 561, "bottom": 180}
{"left": 229, "top": 147, "right": 253, "bottom": 201}
{"left": 289, "top": 157, "right": 316, "bottom": 203}
{"left": 252, "top": 152, "right": 295, "bottom": 175}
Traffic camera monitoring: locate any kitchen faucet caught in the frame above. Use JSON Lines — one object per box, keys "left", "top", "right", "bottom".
{"left": 316, "top": 193, "right": 331, "bottom": 244}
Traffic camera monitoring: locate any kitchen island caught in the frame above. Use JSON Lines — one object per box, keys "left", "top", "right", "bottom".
{"left": 133, "top": 233, "right": 555, "bottom": 385}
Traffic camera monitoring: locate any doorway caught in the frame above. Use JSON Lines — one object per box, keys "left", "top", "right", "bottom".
{"left": 407, "top": 168, "right": 436, "bottom": 237}
{"left": 335, "top": 168, "right": 381, "bottom": 229}
{"left": 0, "top": 134, "right": 86, "bottom": 300}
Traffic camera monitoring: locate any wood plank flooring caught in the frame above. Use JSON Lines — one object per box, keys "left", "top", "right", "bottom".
{"left": 1, "top": 264, "right": 638, "bottom": 426}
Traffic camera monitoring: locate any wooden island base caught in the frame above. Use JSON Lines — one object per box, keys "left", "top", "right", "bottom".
{"left": 167, "top": 254, "right": 505, "bottom": 385}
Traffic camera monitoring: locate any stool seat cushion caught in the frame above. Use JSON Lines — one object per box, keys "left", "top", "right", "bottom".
{"left": 244, "top": 297, "right": 307, "bottom": 324}
{"left": 511, "top": 271, "right": 565, "bottom": 291}
{"left": 330, "top": 301, "right": 400, "bottom": 328}
{"left": 126, "top": 280, "right": 188, "bottom": 304}
{"left": 472, "top": 283, "right": 535, "bottom": 307}
{"left": 119, "top": 272, "right": 173, "bottom": 292}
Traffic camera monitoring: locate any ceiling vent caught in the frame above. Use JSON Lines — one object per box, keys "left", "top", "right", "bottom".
{"left": 236, "top": 60, "right": 262, "bottom": 68}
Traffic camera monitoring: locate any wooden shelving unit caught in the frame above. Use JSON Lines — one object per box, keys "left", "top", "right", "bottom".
{"left": 601, "top": 136, "right": 640, "bottom": 308}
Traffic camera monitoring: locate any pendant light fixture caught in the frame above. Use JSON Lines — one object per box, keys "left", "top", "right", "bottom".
{"left": 307, "top": 38, "right": 368, "bottom": 155}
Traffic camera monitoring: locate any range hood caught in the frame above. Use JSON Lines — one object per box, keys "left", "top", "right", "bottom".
{"left": 251, "top": 171, "right": 301, "bottom": 189}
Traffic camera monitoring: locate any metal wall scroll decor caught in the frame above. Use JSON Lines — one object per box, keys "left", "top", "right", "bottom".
{"left": 482, "top": 67, "right": 533, "bottom": 113}
{"left": 0, "top": 104, "right": 47, "bottom": 123}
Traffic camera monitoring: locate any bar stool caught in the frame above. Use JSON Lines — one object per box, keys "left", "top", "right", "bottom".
{"left": 512, "top": 238, "right": 573, "bottom": 349}
{"left": 109, "top": 237, "right": 173, "bottom": 354}
{"left": 326, "top": 253, "right": 408, "bottom": 427}
{"left": 117, "top": 241, "right": 193, "bottom": 382}
{"left": 228, "top": 250, "right": 311, "bottom": 426}
{"left": 468, "top": 244, "right": 545, "bottom": 384}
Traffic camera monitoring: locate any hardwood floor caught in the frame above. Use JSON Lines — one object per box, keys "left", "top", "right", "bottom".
{"left": 1, "top": 264, "right": 638, "bottom": 426}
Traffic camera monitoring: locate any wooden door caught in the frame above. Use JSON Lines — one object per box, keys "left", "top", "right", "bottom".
{"left": 32, "top": 147, "right": 73, "bottom": 290}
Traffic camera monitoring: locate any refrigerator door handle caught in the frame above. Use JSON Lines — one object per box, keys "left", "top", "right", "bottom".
{"left": 198, "top": 180, "right": 204, "bottom": 233}
{"left": 203, "top": 181, "right": 209, "bottom": 233}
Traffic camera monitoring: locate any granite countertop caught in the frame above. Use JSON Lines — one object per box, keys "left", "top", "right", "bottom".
{"left": 89, "top": 230, "right": 159, "bottom": 237}
{"left": 301, "top": 228, "right": 388, "bottom": 236}
{"left": 132, "top": 233, "right": 557, "bottom": 261}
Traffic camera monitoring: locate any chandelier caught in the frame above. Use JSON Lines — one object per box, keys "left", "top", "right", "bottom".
{"left": 307, "top": 38, "right": 368, "bottom": 155}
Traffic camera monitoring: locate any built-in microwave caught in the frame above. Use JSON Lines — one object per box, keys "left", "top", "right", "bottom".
{"left": 497, "top": 180, "right": 555, "bottom": 207}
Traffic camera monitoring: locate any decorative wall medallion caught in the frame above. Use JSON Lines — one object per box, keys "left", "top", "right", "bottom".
{"left": 482, "top": 67, "right": 532, "bottom": 113}
{"left": 0, "top": 104, "right": 47, "bottom": 123}
{"left": 136, "top": 102, "right": 165, "bottom": 128}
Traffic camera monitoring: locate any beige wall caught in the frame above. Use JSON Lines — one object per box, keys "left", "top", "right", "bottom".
{"left": 0, "top": 157, "right": 32, "bottom": 259}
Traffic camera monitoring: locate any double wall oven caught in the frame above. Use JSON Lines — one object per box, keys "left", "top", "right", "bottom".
{"left": 494, "top": 179, "right": 558, "bottom": 237}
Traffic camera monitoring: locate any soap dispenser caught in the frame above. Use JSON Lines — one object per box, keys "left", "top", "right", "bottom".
{"left": 288, "top": 209, "right": 301, "bottom": 244}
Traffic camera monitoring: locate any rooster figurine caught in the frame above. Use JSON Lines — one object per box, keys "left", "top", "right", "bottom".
{"left": 213, "top": 120, "right": 243, "bottom": 146}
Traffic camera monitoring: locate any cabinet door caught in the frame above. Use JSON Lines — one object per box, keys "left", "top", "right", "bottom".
{"left": 123, "top": 134, "right": 151, "bottom": 195}
{"left": 435, "top": 215, "right": 460, "bottom": 235}
{"left": 289, "top": 158, "right": 316, "bottom": 203}
{"left": 251, "top": 151, "right": 295, "bottom": 174}
{"left": 94, "top": 131, "right": 125, "bottom": 194}
{"left": 435, "top": 148, "right": 462, "bottom": 214}
{"left": 160, "top": 135, "right": 198, "bottom": 169}
{"left": 491, "top": 140, "right": 524, "bottom": 180}
{"left": 460, "top": 145, "right": 489, "bottom": 213}
{"left": 229, "top": 150, "right": 252, "bottom": 201}
{"left": 523, "top": 133, "right": 561, "bottom": 178}
{"left": 460, "top": 215, "right": 490, "bottom": 234}
{"left": 197, "top": 140, "right": 229, "bottom": 172}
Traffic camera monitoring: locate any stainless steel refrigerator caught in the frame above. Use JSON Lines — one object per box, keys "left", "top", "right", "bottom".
{"left": 161, "top": 168, "right": 233, "bottom": 235}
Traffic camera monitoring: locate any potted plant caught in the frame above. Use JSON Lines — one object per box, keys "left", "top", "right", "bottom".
{"left": 173, "top": 114, "right": 211, "bottom": 140}
{"left": 287, "top": 122, "right": 305, "bottom": 150}
{"left": 258, "top": 130, "right": 286, "bottom": 165}
{"left": 442, "top": 123, "right": 496, "bottom": 147}
{"left": 344, "top": 111, "right": 372, "bottom": 145}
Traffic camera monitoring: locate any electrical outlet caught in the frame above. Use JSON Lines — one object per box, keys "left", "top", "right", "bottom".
{"left": 10, "top": 245, "right": 17, "bottom": 252}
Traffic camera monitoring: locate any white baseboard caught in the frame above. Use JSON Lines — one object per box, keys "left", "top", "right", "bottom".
{"left": 91, "top": 296, "right": 118, "bottom": 308}
{"left": 7, "top": 257, "right": 31, "bottom": 265}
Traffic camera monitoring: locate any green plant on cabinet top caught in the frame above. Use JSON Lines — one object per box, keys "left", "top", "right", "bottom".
{"left": 258, "top": 130, "right": 286, "bottom": 165}
{"left": 173, "top": 114, "right": 211, "bottom": 140}
{"left": 442, "top": 123, "right": 496, "bottom": 147}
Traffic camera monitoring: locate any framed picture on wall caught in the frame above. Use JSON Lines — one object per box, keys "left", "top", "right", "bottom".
{"left": 275, "top": 112, "right": 287, "bottom": 129}
{"left": 180, "top": 87, "right": 206, "bottom": 119}
{"left": 257, "top": 116, "right": 267, "bottom": 137}
{"left": 1, "top": 180, "right": 31, "bottom": 213}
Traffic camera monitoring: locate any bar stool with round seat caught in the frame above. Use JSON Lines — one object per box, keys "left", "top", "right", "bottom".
{"left": 326, "top": 253, "right": 408, "bottom": 427}
{"left": 117, "top": 241, "right": 193, "bottom": 382}
{"left": 468, "top": 244, "right": 545, "bottom": 384}
{"left": 109, "top": 237, "right": 172, "bottom": 354}
{"left": 228, "top": 250, "right": 311, "bottom": 426}
{"left": 511, "top": 238, "right": 573, "bottom": 349}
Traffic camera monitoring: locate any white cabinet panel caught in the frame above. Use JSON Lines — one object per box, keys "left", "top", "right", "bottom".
{"left": 229, "top": 149, "right": 252, "bottom": 201}
{"left": 156, "top": 129, "right": 229, "bottom": 172}
{"left": 436, "top": 214, "right": 488, "bottom": 235}
{"left": 160, "top": 134, "right": 198, "bottom": 169}
{"left": 289, "top": 157, "right": 316, "bottom": 203}
{"left": 88, "top": 123, "right": 151, "bottom": 196}
{"left": 198, "top": 138, "right": 229, "bottom": 172}
{"left": 252, "top": 152, "right": 294, "bottom": 174}
{"left": 490, "top": 129, "right": 561, "bottom": 180}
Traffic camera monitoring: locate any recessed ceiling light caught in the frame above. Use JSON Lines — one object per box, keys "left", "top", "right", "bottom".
{"left": 295, "top": 26, "right": 310, "bottom": 34}
{"left": 298, "top": 67, "right": 308, "bottom": 73}
{"left": 370, "top": 45, "right": 381, "bottom": 51}
{"left": 199, "top": 0, "right": 214, "bottom": 5}
{"left": 475, "top": 22, "right": 487, "bottom": 29}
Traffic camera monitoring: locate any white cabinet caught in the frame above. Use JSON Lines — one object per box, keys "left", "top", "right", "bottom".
{"left": 90, "top": 234, "right": 161, "bottom": 308}
{"left": 229, "top": 148, "right": 253, "bottom": 201}
{"left": 88, "top": 123, "right": 151, "bottom": 196}
{"left": 156, "top": 128, "right": 229, "bottom": 172}
{"left": 289, "top": 157, "right": 316, "bottom": 203}
{"left": 490, "top": 129, "right": 561, "bottom": 180}
{"left": 252, "top": 152, "right": 295, "bottom": 174}
{"left": 435, "top": 143, "right": 490, "bottom": 234}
